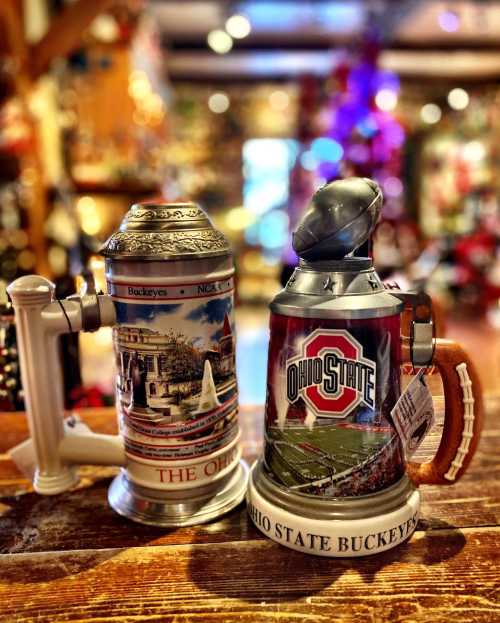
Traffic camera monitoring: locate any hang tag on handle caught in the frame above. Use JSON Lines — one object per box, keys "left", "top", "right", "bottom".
{"left": 391, "top": 369, "right": 435, "bottom": 459}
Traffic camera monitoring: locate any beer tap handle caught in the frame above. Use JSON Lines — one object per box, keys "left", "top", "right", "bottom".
{"left": 7, "top": 275, "right": 117, "bottom": 495}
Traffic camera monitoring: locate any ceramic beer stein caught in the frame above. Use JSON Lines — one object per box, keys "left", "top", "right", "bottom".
{"left": 247, "top": 178, "right": 483, "bottom": 556}
{"left": 8, "top": 202, "right": 248, "bottom": 526}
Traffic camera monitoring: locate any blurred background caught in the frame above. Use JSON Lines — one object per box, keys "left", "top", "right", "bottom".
{"left": 0, "top": 0, "right": 499, "bottom": 411}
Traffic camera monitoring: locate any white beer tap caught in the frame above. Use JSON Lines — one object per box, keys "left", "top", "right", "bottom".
{"left": 7, "top": 274, "right": 124, "bottom": 495}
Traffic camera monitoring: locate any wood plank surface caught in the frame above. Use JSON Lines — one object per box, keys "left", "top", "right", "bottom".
{"left": 0, "top": 398, "right": 498, "bottom": 621}
{"left": 0, "top": 528, "right": 499, "bottom": 623}
{"left": 0, "top": 401, "right": 498, "bottom": 554}
{"left": 0, "top": 437, "right": 498, "bottom": 555}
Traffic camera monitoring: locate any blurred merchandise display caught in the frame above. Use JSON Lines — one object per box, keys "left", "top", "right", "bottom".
{"left": 163, "top": 71, "right": 500, "bottom": 313}
{"left": 280, "top": 34, "right": 406, "bottom": 283}
{"left": 58, "top": 15, "right": 169, "bottom": 199}
{"left": 0, "top": 96, "right": 43, "bottom": 280}
{"left": 166, "top": 83, "right": 298, "bottom": 302}
{"left": 0, "top": 181, "right": 36, "bottom": 282}
{"left": 419, "top": 101, "right": 497, "bottom": 238}
{"left": 0, "top": 289, "right": 22, "bottom": 411}
{"left": 372, "top": 219, "right": 423, "bottom": 280}
{"left": 0, "top": 0, "right": 498, "bottom": 417}
{"left": 164, "top": 85, "right": 243, "bottom": 208}
{"left": 241, "top": 138, "right": 297, "bottom": 261}
{"left": 0, "top": 1, "right": 172, "bottom": 411}
{"left": 411, "top": 88, "right": 500, "bottom": 317}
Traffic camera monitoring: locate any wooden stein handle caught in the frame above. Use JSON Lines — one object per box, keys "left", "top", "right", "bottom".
{"left": 406, "top": 338, "right": 483, "bottom": 486}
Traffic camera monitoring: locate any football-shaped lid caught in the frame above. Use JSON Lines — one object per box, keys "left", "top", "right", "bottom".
{"left": 292, "top": 177, "right": 382, "bottom": 261}
{"left": 101, "top": 202, "right": 231, "bottom": 260}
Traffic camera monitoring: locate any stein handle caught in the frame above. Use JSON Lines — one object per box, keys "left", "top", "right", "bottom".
{"left": 7, "top": 275, "right": 122, "bottom": 495}
{"left": 407, "top": 339, "right": 483, "bottom": 486}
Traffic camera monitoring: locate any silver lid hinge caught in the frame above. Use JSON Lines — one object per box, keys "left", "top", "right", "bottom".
{"left": 389, "top": 288, "right": 435, "bottom": 367}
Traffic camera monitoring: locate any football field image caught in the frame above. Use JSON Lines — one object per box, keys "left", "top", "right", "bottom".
{"left": 265, "top": 424, "right": 396, "bottom": 494}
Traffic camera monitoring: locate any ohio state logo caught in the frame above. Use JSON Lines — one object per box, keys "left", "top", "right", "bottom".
{"left": 286, "top": 329, "right": 376, "bottom": 418}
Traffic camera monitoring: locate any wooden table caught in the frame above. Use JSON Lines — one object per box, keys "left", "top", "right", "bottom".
{"left": 0, "top": 399, "right": 499, "bottom": 622}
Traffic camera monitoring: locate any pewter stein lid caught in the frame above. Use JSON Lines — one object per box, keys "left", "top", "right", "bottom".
{"left": 270, "top": 178, "right": 404, "bottom": 319}
{"left": 292, "top": 177, "right": 382, "bottom": 261}
{"left": 101, "top": 201, "right": 231, "bottom": 261}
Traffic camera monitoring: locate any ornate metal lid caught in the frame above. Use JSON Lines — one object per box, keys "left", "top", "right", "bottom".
{"left": 101, "top": 202, "right": 231, "bottom": 261}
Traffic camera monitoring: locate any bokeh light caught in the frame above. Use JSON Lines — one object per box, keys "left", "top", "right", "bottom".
{"left": 207, "top": 30, "right": 233, "bottom": 54}
{"left": 225, "top": 15, "right": 251, "bottom": 39}
{"left": 420, "top": 103, "right": 442, "bottom": 124}
{"left": 208, "top": 92, "right": 230, "bottom": 113}
{"left": 269, "top": 90, "right": 290, "bottom": 111}
{"left": 225, "top": 207, "right": 256, "bottom": 231}
{"left": 76, "top": 196, "right": 102, "bottom": 236}
{"left": 375, "top": 89, "right": 398, "bottom": 112}
{"left": 438, "top": 10, "right": 460, "bottom": 32}
{"left": 463, "top": 141, "right": 486, "bottom": 161}
{"left": 311, "top": 137, "right": 344, "bottom": 163}
{"left": 300, "top": 150, "right": 318, "bottom": 171}
{"left": 258, "top": 210, "right": 289, "bottom": 249}
{"left": 448, "top": 88, "right": 469, "bottom": 110}
{"left": 383, "top": 176, "right": 403, "bottom": 197}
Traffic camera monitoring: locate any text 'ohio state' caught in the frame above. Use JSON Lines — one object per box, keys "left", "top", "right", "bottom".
{"left": 286, "top": 353, "right": 375, "bottom": 407}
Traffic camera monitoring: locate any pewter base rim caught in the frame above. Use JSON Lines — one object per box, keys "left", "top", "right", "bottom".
{"left": 108, "top": 461, "right": 249, "bottom": 527}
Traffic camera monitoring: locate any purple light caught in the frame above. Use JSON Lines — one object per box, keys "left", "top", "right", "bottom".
{"left": 385, "top": 123, "right": 405, "bottom": 148}
{"left": 438, "top": 10, "right": 460, "bottom": 33}
{"left": 375, "top": 70, "right": 400, "bottom": 94}
{"left": 384, "top": 177, "right": 403, "bottom": 198}
{"left": 347, "top": 144, "right": 370, "bottom": 164}
{"left": 318, "top": 161, "right": 340, "bottom": 181}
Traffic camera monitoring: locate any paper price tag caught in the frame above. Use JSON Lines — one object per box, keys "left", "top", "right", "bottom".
{"left": 391, "top": 369, "right": 435, "bottom": 459}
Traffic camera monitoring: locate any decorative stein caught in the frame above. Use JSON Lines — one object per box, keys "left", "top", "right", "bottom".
{"left": 8, "top": 202, "right": 248, "bottom": 526}
{"left": 247, "top": 178, "right": 483, "bottom": 556}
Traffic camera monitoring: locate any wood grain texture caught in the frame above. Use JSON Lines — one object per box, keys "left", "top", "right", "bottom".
{"left": 0, "top": 469, "right": 498, "bottom": 555}
{"left": 0, "top": 528, "right": 499, "bottom": 623}
{"left": 0, "top": 401, "right": 498, "bottom": 554}
{"left": 0, "top": 404, "right": 262, "bottom": 454}
{"left": 0, "top": 399, "right": 499, "bottom": 621}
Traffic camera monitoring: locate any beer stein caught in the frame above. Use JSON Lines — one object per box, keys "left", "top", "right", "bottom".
{"left": 8, "top": 202, "right": 248, "bottom": 526}
{"left": 247, "top": 178, "right": 483, "bottom": 556}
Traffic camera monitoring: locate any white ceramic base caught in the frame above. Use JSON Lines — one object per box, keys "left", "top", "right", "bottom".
{"left": 247, "top": 462, "right": 420, "bottom": 557}
{"left": 34, "top": 467, "right": 79, "bottom": 495}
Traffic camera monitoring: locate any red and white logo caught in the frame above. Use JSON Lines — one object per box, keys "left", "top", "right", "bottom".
{"left": 286, "top": 329, "right": 376, "bottom": 418}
